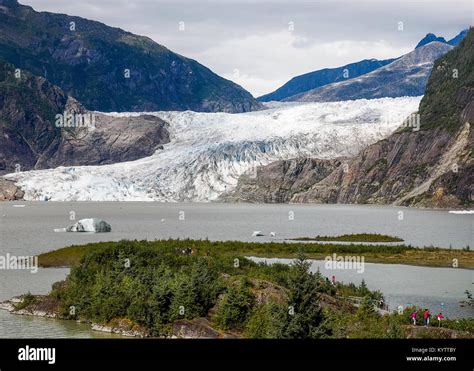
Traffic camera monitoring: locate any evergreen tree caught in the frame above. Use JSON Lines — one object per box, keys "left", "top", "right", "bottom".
{"left": 283, "top": 253, "right": 324, "bottom": 338}
{"left": 214, "top": 279, "right": 255, "bottom": 330}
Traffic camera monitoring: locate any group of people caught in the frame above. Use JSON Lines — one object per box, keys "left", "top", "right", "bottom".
{"left": 410, "top": 309, "right": 444, "bottom": 327}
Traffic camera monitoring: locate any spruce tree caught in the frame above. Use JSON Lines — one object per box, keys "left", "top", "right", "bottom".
{"left": 283, "top": 253, "right": 324, "bottom": 338}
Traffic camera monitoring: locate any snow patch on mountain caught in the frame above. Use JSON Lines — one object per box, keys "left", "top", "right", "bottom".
{"left": 6, "top": 97, "right": 422, "bottom": 201}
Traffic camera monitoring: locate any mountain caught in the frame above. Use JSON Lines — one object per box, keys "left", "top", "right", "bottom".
{"left": 0, "top": 59, "right": 170, "bottom": 175}
{"left": 259, "top": 30, "right": 468, "bottom": 102}
{"left": 415, "top": 33, "right": 446, "bottom": 48}
{"left": 447, "top": 29, "right": 469, "bottom": 46}
{"left": 230, "top": 28, "right": 474, "bottom": 208}
{"left": 257, "top": 58, "right": 396, "bottom": 102}
{"left": 0, "top": 0, "right": 261, "bottom": 113}
{"left": 416, "top": 30, "right": 469, "bottom": 48}
{"left": 3, "top": 97, "right": 421, "bottom": 201}
{"left": 284, "top": 42, "right": 453, "bottom": 103}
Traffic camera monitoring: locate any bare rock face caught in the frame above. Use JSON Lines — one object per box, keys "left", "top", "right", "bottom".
{"left": 292, "top": 31, "right": 474, "bottom": 208}
{"left": 0, "top": 178, "right": 24, "bottom": 200}
{"left": 172, "top": 318, "right": 239, "bottom": 339}
{"left": 35, "top": 113, "right": 170, "bottom": 169}
{"left": 291, "top": 123, "right": 473, "bottom": 207}
{"left": 0, "top": 59, "right": 170, "bottom": 175}
{"left": 221, "top": 158, "right": 343, "bottom": 203}
{"left": 229, "top": 29, "right": 474, "bottom": 208}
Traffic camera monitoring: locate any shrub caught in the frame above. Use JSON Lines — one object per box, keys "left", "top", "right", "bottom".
{"left": 214, "top": 279, "right": 255, "bottom": 330}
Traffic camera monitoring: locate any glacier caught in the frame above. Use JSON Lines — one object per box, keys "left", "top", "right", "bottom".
{"left": 5, "top": 97, "right": 422, "bottom": 201}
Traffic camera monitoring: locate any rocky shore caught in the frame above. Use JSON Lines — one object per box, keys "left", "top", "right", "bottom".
{"left": 0, "top": 296, "right": 149, "bottom": 337}
{"left": 0, "top": 295, "right": 238, "bottom": 338}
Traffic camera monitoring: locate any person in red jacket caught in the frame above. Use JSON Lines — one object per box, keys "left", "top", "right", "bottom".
{"left": 410, "top": 311, "right": 417, "bottom": 325}
{"left": 436, "top": 313, "right": 444, "bottom": 327}
{"left": 423, "top": 309, "right": 430, "bottom": 326}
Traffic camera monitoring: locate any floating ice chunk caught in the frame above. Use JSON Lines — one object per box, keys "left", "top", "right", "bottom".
{"left": 66, "top": 218, "right": 112, "bottom": 233}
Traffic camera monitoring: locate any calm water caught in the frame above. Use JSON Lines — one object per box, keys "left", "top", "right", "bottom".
{"left": 251, "top": 257, "right": 474, "bottom": 318}
{"left": 0, "top": 268, "right": 122, "bottom": 338}
{"left": 0, "top": 202, "right": 472, "bottom": 256}
{"left": 0, "top": 202, "right": 472, "bottom": 337}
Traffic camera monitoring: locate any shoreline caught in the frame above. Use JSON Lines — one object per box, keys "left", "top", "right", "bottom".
{"left": 37, "top": 239, "right": 474, "bottom": 269}
{"left": 1, "top": 198, "right": 473, "bottom": 211}
{"left": 0, "top": 297, "right": 145, "bottom": 338}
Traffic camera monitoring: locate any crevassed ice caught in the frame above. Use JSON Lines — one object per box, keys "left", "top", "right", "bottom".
{"left": 6, "top": 97, "right": 422, "bottom": 201}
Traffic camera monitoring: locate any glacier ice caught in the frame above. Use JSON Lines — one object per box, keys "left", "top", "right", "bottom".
{"left": 6, "top": 97, "right": 422, "bottom": 201}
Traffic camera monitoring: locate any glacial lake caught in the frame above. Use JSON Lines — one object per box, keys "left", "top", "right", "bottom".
{"left": 0, "top": 202, "right": 472, "bottom": 256}
{"left": 0, "top": 202, "right": 472, "bottom": 337}
{"left": 250, "top": 257, "right": 473, "bottom": 319}
{"left": 0, "top": 268, "right": 122, "bottom": 338}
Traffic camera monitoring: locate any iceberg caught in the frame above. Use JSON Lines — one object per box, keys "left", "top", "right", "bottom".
{"left": 66, "top": 218, "right": 112, "bottom": 233}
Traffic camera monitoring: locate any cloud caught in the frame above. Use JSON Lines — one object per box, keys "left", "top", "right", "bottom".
{"left": 22, "top": 0, "right": 472, "bottom": 96}
{"left": 198, "top": 31, "right": 410, "bottom": 96}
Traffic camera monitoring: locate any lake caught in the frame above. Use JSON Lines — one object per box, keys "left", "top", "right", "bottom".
{"left": 0, "top": 202, "right": 472, "bottom": 337}
{"left": 250, "top": 257, "right": 473, "bottom": 319}
{"left": 1, "top": 202, "right": 472, "bottom": 257}
{"left": 0, "top": 267, "right": 122, "bottom": 338}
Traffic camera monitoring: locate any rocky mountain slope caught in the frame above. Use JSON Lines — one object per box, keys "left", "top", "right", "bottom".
{"left": 257, "top": 58, "right": 396, "bottom": 102}
{"left": 415, "top": 33, "right": 447, "bottom": 48}
{"left": 231, "top": 29, "right": 473, "bottom": 208}
{"left": 259, "top": 30, "right": 467, "bottom": 103}
{"left": 447, "top": 29, "right": 469, "bottom": 46}
{"left": 416, "top": 30, "right": 468, "bottom": 48}
{"left": 285, "top": 41, "right": 453, "bottom": 102}
{"left": 0, "top": 59, "right": 170, "bottom": 175}
{"left": 221, "top": 158, "right": 343, "bottom": 203}
{"left": 0, "top": 0, "right": 261, "bottom": 113}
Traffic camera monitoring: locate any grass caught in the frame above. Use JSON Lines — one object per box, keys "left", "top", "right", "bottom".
{"left": 37, "top": 239, "right": 474, "bottom": 269}
{"left": 288, "top": 233, "right": 404, "bottom": 243}
{"left": 13, "top": 292, "right": 37, "bottom": 311}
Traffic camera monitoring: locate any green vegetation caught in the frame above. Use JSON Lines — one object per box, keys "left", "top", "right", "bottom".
{"left": 31, "top": 239, "right": 474, "bottom": 339}
{"left": 418, "top": 28, "right": 474, "bottom": 132}
{"left": 323, "top": 305, "right": 474, "bottom": 339}
{"left": 0, "top": 3, "right": 260, "bottom": 112}
{"left": 214, "top": 279, "right": 254, "bottom": 331}
{"left": 367, "top": 157, "right": 388, "bottom": 172}
{"left": 38, "top": 239, "right": 474, "bottom": 269}
{"left": 288, "top": 233, "right": 404, "bottom": 243}
{"left": 45, "top": 241, "right": 342, "bottom": 338}
{"left": 13, "top": 292, "right": 37, "bottom": 311}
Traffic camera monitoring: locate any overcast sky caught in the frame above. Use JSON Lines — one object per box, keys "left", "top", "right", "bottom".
{"left": 23, "top": 0, "right": 472, "bottom": 97}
